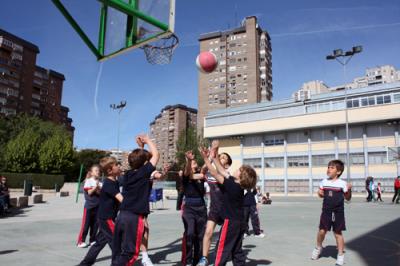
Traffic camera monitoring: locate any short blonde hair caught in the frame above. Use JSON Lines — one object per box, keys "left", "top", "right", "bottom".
{"left": 239, "top": 165, "right": 257, "bottom": 190}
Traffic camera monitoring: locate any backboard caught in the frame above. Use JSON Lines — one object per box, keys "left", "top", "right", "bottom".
{"left": 52, "top": 0, "right": 176, "bottom": 61}
{"left": 387, "top": 146, "right": 400, "bottom": 162}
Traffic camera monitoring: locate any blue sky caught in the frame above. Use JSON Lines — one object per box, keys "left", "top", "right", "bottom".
{"left": 1, "top": 0, "right": 400, "bottom": 151}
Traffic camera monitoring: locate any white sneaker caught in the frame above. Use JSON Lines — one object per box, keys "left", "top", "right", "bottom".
{"left": 243, "top": 233, "right": 250, "bottom": 238}
{"left": 336, "top": 254, "right": 344, "bottom": 266}
{"left": 77, "top": 242, "right": 88, "bottom": 248}
{"left": 142, "top": 258, "right": 154, "bottom": 266}
{"left": 89, "top": 241, "right": 96, "bottom": 246}
{"left": 311, "top": 247, "right": 322, "bottom": 260}
{"left": 254, "top": 233, "right": 265, "bottom": 238}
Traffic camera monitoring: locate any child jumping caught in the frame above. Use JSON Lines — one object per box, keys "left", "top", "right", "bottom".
{"left": 199, "top": 140, "right": 257, "bottom": 266}
{"left": 197, "top": 152, "right": 232, "bottom": 266}
{"left": 181, "top": 150, "right": 207, "bottom": 266}
{"left": 311, "top": 159, "right": 352, "bottom": 266}
{"left": 111, "top": 135, "right": 159, "bottom": 266}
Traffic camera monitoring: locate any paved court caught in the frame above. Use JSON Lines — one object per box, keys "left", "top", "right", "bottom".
{"left": 0, "top": 193, "right": 399, "bottom": 266}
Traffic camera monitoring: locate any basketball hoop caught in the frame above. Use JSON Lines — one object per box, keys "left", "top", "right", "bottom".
{"left": 388, "top": 146, "right": 400, "bottom": 162}
{"left": 142, "top": 33, "right": 179, "bottom": 65}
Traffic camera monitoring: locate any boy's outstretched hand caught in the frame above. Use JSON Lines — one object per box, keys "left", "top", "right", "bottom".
{"left": 136, "top": 135, "right": 145, "bottom": 149}
{"left": 211, "top": 140, "right": 219, "bottom": 150}
{"left": 198, "top": 146, "right": 209, "bottom": 159}
{"left": 185, "top": 150, "right": 195, "bottom": 161}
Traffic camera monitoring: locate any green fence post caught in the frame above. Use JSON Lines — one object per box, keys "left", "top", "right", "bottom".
{"left": 75, "top": 164, "right": 84, "bottom": 203}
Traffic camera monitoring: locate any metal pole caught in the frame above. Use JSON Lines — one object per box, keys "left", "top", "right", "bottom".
{"left": 110, "top": 101, "right": 127, "bottom": 154}
{"left": 261, "top": 141, "right": 265, "bottom": 194}
{"left": 75, "top": 164, "right": 84, "bottom": 203}
{"left": 343, "top": 64, "right": 351, "bottom": 183}
{"left": 97, "top": 0, "right": 169, "bottom": 31}
{"left": 117, "top": 109, "right": 121, "bottom": 152}
{"left": 51, "top": 0, "right": 102, "bottom": 59}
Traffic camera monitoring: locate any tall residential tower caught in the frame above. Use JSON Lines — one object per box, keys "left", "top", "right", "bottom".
{"left": 150, "top": 104, "right": 197, "bottom": 167}
{"left": 197, "top": 16, "right": 272, "bottom": 134}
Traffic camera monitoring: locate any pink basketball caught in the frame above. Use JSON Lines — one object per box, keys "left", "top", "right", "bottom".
{"left": 196, "top": 51, "right": 218, "bottom": 73}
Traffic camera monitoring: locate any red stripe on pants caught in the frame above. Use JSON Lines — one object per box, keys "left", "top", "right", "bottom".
{"left": 215, "top": 219, "right": 229, "bottom": 266}
{"left": 106, "top": 219, "right": 115, "bottom": 234}
{"left": 126, "top": 215, "right": 144, "bottom": 266}
{"left": 77, "top": 208, "right": 87, "bottom": 244}
{"left": 181, "top": 233, "right": 187, "bottom": 264}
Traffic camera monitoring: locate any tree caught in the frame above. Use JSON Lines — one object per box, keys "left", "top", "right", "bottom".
{"left": 175, "top": 126, "right": 208, "bottom": 170}
{"left": 64, "top": 149, "right": 110, "bottom": 182}
{"left": 3, "top": 128, "right": 41, "bottom": 172}
{"left": 38, "top": 130, "right": 74, "bottom": 174}
{"left": 0, "top": 114, "right": 74, "bottom": 174}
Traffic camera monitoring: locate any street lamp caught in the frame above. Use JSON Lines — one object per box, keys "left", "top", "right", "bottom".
{"left": 326, "top": 45, "right": 362, "bottom": 183}
{"left": 110, "top": 100, "right": 127, "bottom": 153}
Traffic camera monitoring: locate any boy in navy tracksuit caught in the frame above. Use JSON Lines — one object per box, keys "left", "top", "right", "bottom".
{"left": 181, "top": 151, "right": 207, "bottom": 266}
{"left": 243, "top": 189, "right": 264, "bottom": 238}
{"left": 79, "top": 157, "right": 123, "bottom": 266}
{"left": 199, "top": 140, "right": 257, "bottom": 266}
{"left": 111, "top": 135, "right": 159, "bottom": 266}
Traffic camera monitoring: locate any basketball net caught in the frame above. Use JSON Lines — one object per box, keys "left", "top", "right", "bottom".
{"left": 388, "top": 146, "right": 400, "bottom": 161}
{"left": 142, "top": 33, "right": 179, "bottom": 65}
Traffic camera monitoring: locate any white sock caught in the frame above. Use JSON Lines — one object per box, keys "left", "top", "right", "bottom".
{"left": 142, "top": 251, "right": 149, "bottom": 261}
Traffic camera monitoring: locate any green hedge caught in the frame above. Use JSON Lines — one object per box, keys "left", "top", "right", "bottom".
{"left": 0, "top": 172, "right": 65, "bottom": 189}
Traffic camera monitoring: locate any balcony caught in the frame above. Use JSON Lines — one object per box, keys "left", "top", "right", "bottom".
{"left": 0, "top": 37, "right": 13, "bottom": 51}
{"left": 11, "top": 52, "right": 22, "bottom": 61}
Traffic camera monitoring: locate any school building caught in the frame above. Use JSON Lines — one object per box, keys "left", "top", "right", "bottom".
{"left": 203, "top": 82, "right": 400, "bottom": 194}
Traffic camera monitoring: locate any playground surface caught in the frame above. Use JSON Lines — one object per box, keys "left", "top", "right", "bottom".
{"left": 0, "top": 193, "right": 399, "bottom": 266}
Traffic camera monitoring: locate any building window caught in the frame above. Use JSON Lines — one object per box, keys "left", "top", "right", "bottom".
{"left": 287, "top": 156, "right": 309, "bottom": 167}
{"left": 394, "top": 93, "right": 400, "bottom": 103}
{"left": 312, "top": 154, "right": 335, "bottom": 166}
{"left": 368, "top": 152, "right": 388, "bottom": 164}
{"left": 265, "top": 157, "right": 284, "bottom": 168}
{"left": 243, "top": 158, "right": 261, "bottom": 168}
{"left": 376, "top": 95, "right": 384, "bottom": 104}
{"left": 347, "top": 98, "right": 359, "bottom": 108}
{"left": 338, "top": 153, "right": 365, "bottom": 165}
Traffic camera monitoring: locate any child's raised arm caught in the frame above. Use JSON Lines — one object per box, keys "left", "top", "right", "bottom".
{"left": 210, "top": 140, "right": 229, "bottom": 178}
{"left": 184, "top": 151, "right": 194, "bottom": 177}
{"left": 138, "top": 135, "right": 159, "bottom": 167}
{"left": 199, "top": 146, "right": 225, "bottom": 184}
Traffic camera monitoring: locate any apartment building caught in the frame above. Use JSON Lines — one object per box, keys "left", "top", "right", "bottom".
{"left": 198, "top": 16, "right": 272, "bottom": 134}
{"left": 0, "top": 28, "right": 74, "bottom": 134}
{"left": 150, "top": 104, "right": 197, "bottom": 167}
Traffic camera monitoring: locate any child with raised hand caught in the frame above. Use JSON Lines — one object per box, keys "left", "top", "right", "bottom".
{"left": 79, "top": 157, "right": 123, "bottom": 266}
{"left": 311, "top": 159, "right": 352, "bottom": 266}
{"left": 197, "top": 152, "right": 232, "bottom": 266}
{"left": 111, "top": 134, "right": 159, "bottom": 266}
{"left": 77, "top": 165, "right": 102, "bottom": 248}
{"left": 140, "top": 164, "right": 168, "bottom": 266}
{"left": 199, "top": 140, "right": 257, "bottom": 266}
{"left": 181, "top": 150, "right": 207, "bottom": 266}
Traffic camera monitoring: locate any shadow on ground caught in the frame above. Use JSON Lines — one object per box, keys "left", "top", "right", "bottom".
{"left": 0, "top": 206, "right": 32, "bottom": 219}
{"left": 0, "top": 249, "right": 18, "bottom": 255}
{"left": 347, "top": 217, "right": 400, "bottom": 266}
{"left": 319, "top": 245, "right": 337, "bottom": 259}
